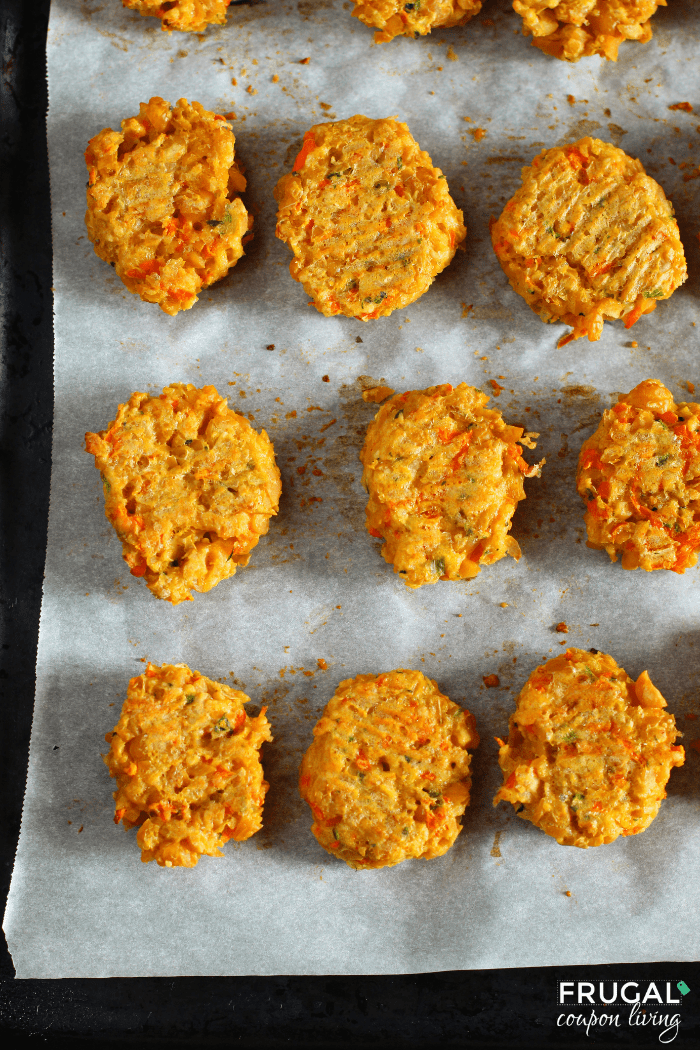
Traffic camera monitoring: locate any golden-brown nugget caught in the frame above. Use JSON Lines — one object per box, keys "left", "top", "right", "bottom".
{"left": 274, "top": 115, "right": 465, "bottom": 321}
{"left": 352, "top": 0, "right": 482, "bottom": 43}
{"left": 85, "top": 383, "right": 281, "bottom": 604}
{"left": 299, "top": 669, "right": 479, "bottom": 869}
{"left": 494, "top": 648, "right": 683, "bottom": 847}
{"left": 577, "top": 379, "right": 700, "bottom": 572}
{"left": 513, "top": 0, "right": 663, "bottom": 62}
{"left": 105, "top": 663, "right": 272, "bottom": 867}
{"left": 85, "top": 97, "right": 251, "bottom": 315}
{"left": 491, "top": 137, "right": 686, "bottom": 346}
{"left": 122, "top": 0, "right": 230, "bottom": 34}
{"left": 359, "top": 383, "right": 543, "bottom": 588}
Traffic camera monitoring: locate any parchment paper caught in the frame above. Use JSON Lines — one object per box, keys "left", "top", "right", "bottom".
{"left": 4, "top": 0, "right": 700, "bottom": 977}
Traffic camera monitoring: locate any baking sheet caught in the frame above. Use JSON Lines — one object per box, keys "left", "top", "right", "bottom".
{"left": 4, "top": 0, "right": 700, "bottom": 977}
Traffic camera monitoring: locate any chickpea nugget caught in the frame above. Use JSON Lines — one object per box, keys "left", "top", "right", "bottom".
{"left": 494, "top": 648, "right": 684, "bottom": 847}
{"left": 300, "top": 670, "right": 479, "bottom": 869}
{"left": 577, "top": 379, "right": 700, "bottom": 572}
{"left": 122, "top": 0, "right": 230, "bottom": 33}
{"left": 513, "top": 0, "right": 662, "bottom": 62}
{"left": 85, "top": 383, "right": 281, "bottom": 604}
{"left": 352, "top": 0, "right": 482, "bottom": 43}
{"left": 274, "top": 115, "right": 465, "bottom": 320}
{"left": 106, "top": 663, "right": 272, "bottom": 867}
{"left": 491, "top": 137, "right": 686, "bottom": 346}
{"left": 85, "top": 97, "right": 251, "bottom": 315}
{"left": 359, "top": 383, "right": 543, "bottom": 588}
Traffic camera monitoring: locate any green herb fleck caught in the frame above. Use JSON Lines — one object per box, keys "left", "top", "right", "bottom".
{"left": 643, "top": 288, "right": 664, "bottom": 299}
{"left": 433, "top": 556, "right": 446, "bottom": 576}
{"left": 185, "top": 693, "right": 196, "bottom": 705}
{"left": 213, "top": 717, "right": 232, "bottom": 734}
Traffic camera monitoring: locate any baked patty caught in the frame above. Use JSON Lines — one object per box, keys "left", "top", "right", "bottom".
{"left": 85, "top": 383, "right": 281, "bottom": 604}
{"left": 274, "top": 115, "right": 465, "bottom": 320}
{"left": 300, "top": 669, "right": 479, "bottom": 869}
{"left": 491, "top": 137, "right": 686, "bottom": 345}
{"left": 494, "top": 647, "right": 683, "bottom": 847}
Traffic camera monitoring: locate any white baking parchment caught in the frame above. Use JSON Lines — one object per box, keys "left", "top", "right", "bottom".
{"left": 4, "top": 0, "right": 700, "bottom": 977}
